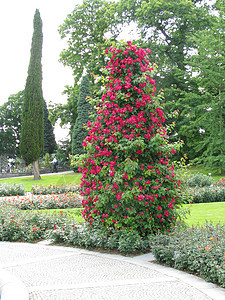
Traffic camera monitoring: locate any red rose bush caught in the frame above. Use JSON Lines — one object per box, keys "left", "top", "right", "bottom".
{"left": 78, "top": 41, "right": 182, "bottom": 236}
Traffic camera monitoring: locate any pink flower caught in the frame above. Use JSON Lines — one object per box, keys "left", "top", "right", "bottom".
{"left": 164, "top": 210, "right": 169, "bottom": 217}
{"left": 123, "top": 173, "right": 128, "bottom": 179}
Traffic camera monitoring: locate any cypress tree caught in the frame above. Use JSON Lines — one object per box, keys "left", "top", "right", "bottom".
{"left": 43, "top": 100, "right": 57, "bottom": 154}
{"left": 72, "top": 75, "right": 92, "bottom": 155}
{"left": 20, "top": 9, "right": 44, "bottom": 180}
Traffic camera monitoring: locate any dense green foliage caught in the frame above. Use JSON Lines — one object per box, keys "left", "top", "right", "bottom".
{"left": 152, "top": 223, "right": 225, "bottom": 287}
{"left": 0, "top": 91, "right": 24, "bottom": 156}
{"left": 0, "top": 90, "right": 56, "bottom": 158}
{"left": 20, "top": 9, "right": 44, "bottom": 167}
{"left": 77, "top": 42, "right": 183, "bottom": 236}
{"left": 189, "top": 186, "right": 225, "bottom": 203}
{"left": 184, "top": 0, "right": 225, "bottom": 173}
{"left": 58, "top": 0, "right": 225, "bottom": 171}
{"left": 43, "top": 100, "right": 57, "bottom": 154}
{"left": 72, "top": 76, "right": 92, "bottom": 155}
{"left": 59, "top": 0, "right": 118, "bottom": 84}
{"left": 186, "top": 173, "right": 213, "bottom": 187}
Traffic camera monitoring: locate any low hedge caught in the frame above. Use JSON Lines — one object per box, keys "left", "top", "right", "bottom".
{"left": 152, "top": 223, "right": 225, "bottom": 287}
{"left": 31, "top": 184, "right": 80, "bottom": 195}
{"left": 0, "top": 183, "right": 26, "bottom": 197}
{"left": 0, "top": 202, "right": 224, "bottom": 287}
{"left": 189, "top": 186, "right": 225, "bottom": 203}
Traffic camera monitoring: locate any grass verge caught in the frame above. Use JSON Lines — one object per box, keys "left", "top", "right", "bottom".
{"left": 182, "top": 202, "right": 225, "bottom": 226}
{"left": 0, "top": 173, "right": 82, "bottom": 192}
{"left": 27, "top": 208, "right": 84, "bottom": 224}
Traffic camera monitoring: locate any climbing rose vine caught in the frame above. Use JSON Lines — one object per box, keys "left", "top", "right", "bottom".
{"left": 78, "top": 41, "right": 182, "bottom": 236}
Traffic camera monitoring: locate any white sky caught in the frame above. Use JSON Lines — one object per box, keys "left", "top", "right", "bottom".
{"left": 0, "top": 0, "right": 82, "bottom": 107}
{"left": 0, "top": 0, "right": 136, "bottom": 142}
{"left": 0, "top": 0, "right": 83, "bottom": 141}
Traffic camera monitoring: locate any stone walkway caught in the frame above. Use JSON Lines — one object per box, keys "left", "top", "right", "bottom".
{"left": 0, "top": 242, "right": 225, "bottom": 300}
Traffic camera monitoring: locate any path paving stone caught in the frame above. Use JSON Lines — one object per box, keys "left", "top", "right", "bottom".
{"left": 1, "top": 242, "right": 225, "bottom": 300}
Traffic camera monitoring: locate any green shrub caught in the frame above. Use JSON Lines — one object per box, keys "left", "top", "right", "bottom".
{"left": 152, "top": 223, "right": 225, "bottom": 287}
{"left": 189, "top": 186, "right": 225, "bottom": 203}
{"left": 78, "top": 41, "right": 183, "bottom": 236}
{"left": 186, "top": 173, "right": 213, "bottom": 187}
{"left": 0, "top": 183, "right": 26, "bottom": 196}
{"left": 0, "top": 203, "right": 68, "bottom": 242}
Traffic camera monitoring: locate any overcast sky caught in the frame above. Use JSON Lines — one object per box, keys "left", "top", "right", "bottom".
{"left": 0, "top": 0, "right": 83, "bottom": 107}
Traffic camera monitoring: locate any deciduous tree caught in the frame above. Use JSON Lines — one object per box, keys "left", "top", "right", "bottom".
{"left": 0, "top": 91, "right": 24, "bottom": 156}
{"left": 59, "top": 0, "right": 119, "bottom": 84}
{"left": 185, "top": 0, "right": 225, "bottom": 174}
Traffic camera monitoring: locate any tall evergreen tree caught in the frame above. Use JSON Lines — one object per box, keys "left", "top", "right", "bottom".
{"left": 20, "top": 9, "right": 44, "bottom": 180}
{"left": 72, "top": 76, "right": 92, "bottom": 155}
{"left": 43, "top": 100, "right": 57, "bottom": 154}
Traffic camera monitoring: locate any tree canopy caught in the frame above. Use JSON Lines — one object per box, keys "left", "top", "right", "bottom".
{"left": 0, "top": 91, "right": 24, "bottom": 157}
{"left": 59, "top": 0, "right": 119, "bottom": 84}
{"left": 58, "top": 0, "right": 225, "bottom": 172}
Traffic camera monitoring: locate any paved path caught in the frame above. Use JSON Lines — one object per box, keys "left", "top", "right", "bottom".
{"left": 0, "top": 242, "right": 225, "bottom": 300}
{"left": 0, "top": 170, "right": 73, "bottom": 180}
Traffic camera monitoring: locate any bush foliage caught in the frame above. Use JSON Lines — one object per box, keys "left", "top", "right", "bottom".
{"left": 0, "top": 183, "right": 27, "bottom": 197}
{"left": 31, "top": 183, "right": 80, "bottom": 195}
{"left": 186, "top": 172, "right": 213, "bottom": 187}
{"left": 152, "top": 223, "right": 225, "bottom": 287}
{"left": 77, "top": 41, "right": 183, "bottom": 236}
{"left": 189, "top": 186, "right": 225, "bottom": 203}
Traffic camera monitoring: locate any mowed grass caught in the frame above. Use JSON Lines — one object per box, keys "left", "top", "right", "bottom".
{"left": 29, "top": 208, "right": 84, "bottom": 224}
{"left": 182, "top": 202, "right": 225, "bottom": 226}
{"left": 0, "top": 173, "right": 82, "bottom": 192}
{"left": 1, "top": 170, "right": 225, "bottom": 226}
{"left": 28, "top": 203, "right": 225, "bottom": 227}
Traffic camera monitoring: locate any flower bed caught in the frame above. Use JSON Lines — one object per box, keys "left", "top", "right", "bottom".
{"left": 216, "top": 178, "right": 225, "bottom": 186}
{"left": 188, "top": 186, "right": 225, "bottom": 203}
{"left": 31, "top": 183, "right": 80, "bottom": 195}
{"left": 1, "top": 193, "right": 82, "bottom": 210}
{"left": 0, "top": 201, "right": 224, "bottom": 287}
{"left": 0, "top": 203, "right": 72, "bottom": 242}
{"left": 0, "top": 183, "right": 27, "bottom": 196}
{"left": 152, "top": 223, "right": 225, "bottom": 287}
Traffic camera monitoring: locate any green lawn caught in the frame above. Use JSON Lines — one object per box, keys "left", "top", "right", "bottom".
{"left": 1, "top": 169, "right": 225, "bottom": 227}
{"left": 29, "top": 208, "right": 84, "bottom": 224}
{"left": 0, "top": 173, "right": 82, "bottom": 191}
{"left": 26, "top": 202, "right": 225, "bottom": 227}
{"left": 182, "top": 202, "right": 225, "bottom": 226}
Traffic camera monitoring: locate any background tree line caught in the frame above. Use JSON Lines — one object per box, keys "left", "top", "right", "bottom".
{"left": 1, "top": 0, "right": 224, "bottom": 174}
{"left": 53, "top": 0, "right": 225, "bottom": 174}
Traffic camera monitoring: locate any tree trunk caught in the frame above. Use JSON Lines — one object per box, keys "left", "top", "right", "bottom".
{"left": 221, "top": 168, "right": 225, "bottom": 176}
{"left": 32, "top": 160, "right": 41, "bottom": 180}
